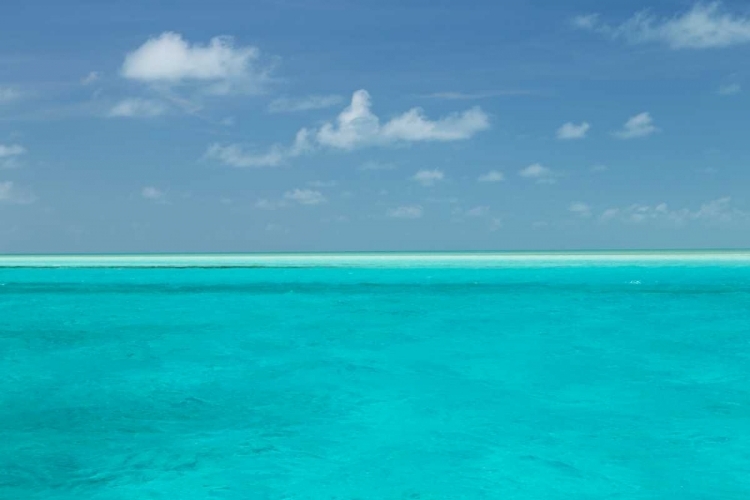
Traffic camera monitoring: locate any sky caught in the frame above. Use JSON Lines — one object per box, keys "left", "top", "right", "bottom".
{"left": 2, "top": 0, "right": 750, "bottom": 252}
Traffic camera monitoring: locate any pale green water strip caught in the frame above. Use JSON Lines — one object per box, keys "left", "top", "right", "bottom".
{"left": 1, "top": 251, "right": 750, "bottom": 268}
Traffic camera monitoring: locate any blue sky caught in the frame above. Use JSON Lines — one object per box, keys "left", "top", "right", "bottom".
{"left": 2, "top": 0, "right": 750, "bottom": 252}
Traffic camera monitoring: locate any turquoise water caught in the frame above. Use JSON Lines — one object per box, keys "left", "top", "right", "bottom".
{"left": 2, "top": 256, "right": 750, "bottom": 498}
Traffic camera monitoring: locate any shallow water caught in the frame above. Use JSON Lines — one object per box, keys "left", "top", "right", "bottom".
{"left": 1, "top": 261, "right": 749, "bottom": 498}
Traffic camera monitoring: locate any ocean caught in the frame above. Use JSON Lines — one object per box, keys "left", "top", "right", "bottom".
{"left": 1, "top": 253, "right": 749, "bottom": 499}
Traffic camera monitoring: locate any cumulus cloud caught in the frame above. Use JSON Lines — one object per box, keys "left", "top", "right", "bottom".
{"left": 207, "top": 90, "right": 488, "bottom": 168}
{"left": 0, "top": 144, "right": 26, "bottom": 169}
{"left": 387, "top": 205, "right": 424, "bottom": 219}
{"left": 600, "top": 197, "right": 745, "bottom": 225}
{"left": 519, "top": 163, "right": 556, "bottom": 184}
{"left": 0, "top": 86, "right": 21, "bottom": 104}
{"left": 718, "top": 83, "right": 741, "bottom": 95}
{"left": 316, "top": 90, "right": 489, "bottom": 150}
{"left": 412, "top": 169, "right": 444, "bottom": 186}
{"left": 0, "top": 181, "right": 36, "bottom": 205}
{"left": 574, "top": 3, "right": 750, "bottom": 49}
{"left": 614, "top": 112, "right": 658, "bottom": 139}
{"left": 121, "top": 32, "right": 270, "bottom": 94}
{"left": 109, "top": 98, "right": 167, "bottom": 118}
{"left": 268, "top": 95, "right": 343, "bottom": 113}
{"left": 478, "top": 170, "right": 505, "bottom": 182}
{"left": 557, "top": 121, "right": 590, "bottom": 140}
{"left": 569, "top": 202, "right": 592, "bottom": 217}
{"left": 283, "top": 188, "right": 327, "bottom": 205}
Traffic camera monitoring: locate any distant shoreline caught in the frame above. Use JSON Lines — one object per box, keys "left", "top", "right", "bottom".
{"left": 2, "top": 251, "right": 750, "bottom": 268}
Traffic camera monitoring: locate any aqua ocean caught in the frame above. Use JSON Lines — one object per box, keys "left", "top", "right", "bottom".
{"left": 1, "top": 252, "right": 749, "bottom": 499}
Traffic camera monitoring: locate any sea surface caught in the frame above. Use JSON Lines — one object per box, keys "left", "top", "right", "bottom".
{"left": 1, "top": 253, "right": 750, "bottom": 499}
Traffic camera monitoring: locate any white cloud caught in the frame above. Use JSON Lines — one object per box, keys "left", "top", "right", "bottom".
{"left": 465, "top": 206, "right": 490, "bottom": 217}
{"left": 268, "top": 95, "right": 343, "bottom": 113}
{"left": 574, "top": 3, "right": 750, "bottom": 49}
{"left": 141, "top": 186, "right": 165, "bottom": 201}
{"left": 82, "top": 71, "right": 100, "bottom": 85}
{"left": 599, "top": 197, "right": 745, "bottom": 225}
{"left": 569, "top": 202, "right": 592, "bottom": 217}
{"left": 421, "top": 90, "right": 534, "bottom": 99}
{"left": 0, "top": 86, "right": 21, "bottom": 104}
{"left": 614, "top": 112, "right": 658, "bottom": 139}
{"left": 519, "top": 163, "right": 556, "bottom": 184}
{"left": 387, "top": 205, "right": 424, "bottom": 219}
{"left": 572, "top": 14, "right": 601, "bottom": 30}
{"left": 255, "top": 198, "right": 286, "bottom": 210}
{"left": 359, "top": 161, "right": 397, "bottom": 171}
{"left": 121, "top": 32, "right": 269, "bottom": 94}
{"left": 0, "top": 144, "right": 25, "bottom": 158}
{"left": 0, "top": 181, "right": 36, "bottom": 205}
{"left": 412, "top": 169, "right": 444, "bottom": 186}
{"left": 207, "top": 90, "right": 488, "bottom": 167}
{"left": 478, "top": 170, "right": 505, "bottom": 182}
{"left": 591, "top": 164, "right": 609, "bottom": 173}
{"left": 206, "top": 128, "right": 311, "bottom": 168}
{"left": 205, "top": 143, "right": 284, "bottom": 168}
{"left": 316, "top": 90, "right": 489, "bottom": 150}
{"left": 109, "top": 98, "right": 167, "bottom": 118}
{"left": 556, "top": 121, "right": 590, "bottom": 140}
{"left": 308, "top": 180, "right": 338, "bottom": 188}
{"left": 283, "top": 188, "right": 327, "bottom": 205}
{"left": 0, "top": 144, "right": 26, "bottom": 169}
{"left": 718, "top": 83, "right": 741, "bottom": 95}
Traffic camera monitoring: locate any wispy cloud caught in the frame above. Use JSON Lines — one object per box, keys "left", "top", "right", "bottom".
{"left": 121, "top": 32, "right": 272, "bottom": 94}
{"left": 358, "top": 161, "right": 397, "bottom": 171}
{"left": 255, "top": 188, "right": 327, "bottom": 210}
{"left": 0, "top": 181, "right": 36, "bottom": 205}
{"left": 478, "top": 170, "right": 505, "bottom": 183}
{"left": 420, "top": 90, "right": 534, "bottom": 100}
{"left": 0, "top": 143, "right": 26, "bottom": 170}
{"left": 109, "top": 98, "right": 167, "bottom": 118}
{"left": 569, "top": 202, "right": 592, "bottom": 218}
{"left": 519, "top": 163, "right": 556, "bottom": 184}
{"left": 574, "top": 3, "right": 750, "bottom": 49}
{"left": 0, "top": 86, "right": 21, "bottom": 104}
{"left": 206, "top": 129, "right": 312, "bottom": 168}
{"left": 387, "top": 205, "right": 424, "bottom": 219}
{"left": 283, "top": 188, "right": 327, "bottom": 205}
{"left": 81, "top": 71, "right": 100, "bottom": 85}
{"left": 255, "top": 198, "right": 286, "bottom": 211}
{"left": 268, "top": 95, "right": 343, "bottom": 113}
{"left": 718, "top": 83, "right": 741, "bottom": 95}
{"left": 308, "top": 180, "right": 338, "bottom": 188}
{"left": 557, "top": 121, "right": 590, "bottom": 140}
{"left": 614, "top": 112, "right": 658, "bottom": 139}
{"left": 411, "top": 169, "right": 444, "bottom": 187}
{"left": 141, "top": 186, "right": 165, "bottom": 202}
{"left": 599, "top": 197, "right": 745, "bottom": 225}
